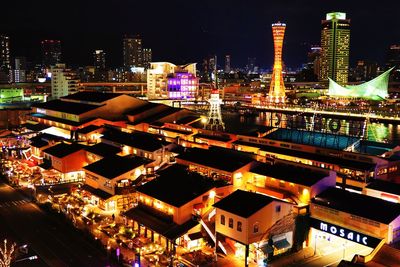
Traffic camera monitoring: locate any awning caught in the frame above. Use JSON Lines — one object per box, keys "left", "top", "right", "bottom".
{"left": 188, "top": 232, "right": 203, "bottom": 241}
{"left": 274, "top": 239, "right": 291, "bottom": 250}
{"left": 260, "top": 244, "right": 274, "bottom": 255}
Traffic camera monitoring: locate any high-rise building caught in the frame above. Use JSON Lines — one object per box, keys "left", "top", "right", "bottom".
{"left": 246, "top": 57, "right": 256, "bottom": 73}
{"left": 10, "top": 57, "right": 27, "bottom": 83}
{"left": 93, "top": 50, "right": 106, "bottom": 70}
{"left": 41, "top": 40, "right": 62, "bottom": 68}
{"left": 123, "top": 35, "right": 143, "bottom": 68}
{"left": 386, "top": 45, "right": 400, "bottom": 81}
{"left": 320, "top": 12, "right": 350, "bottom": 85}
{"left": 308, "top": 46, "right": 321, "bottom": 79}
{"left": 352, "top": 60, "right": 378, "bottom": 82}
{"left": 50, "top": 64, "right": 79, "bottom": 99}
{"left": 143, "top": 48, "right": 152, "bottom": 69}
{"left": 0, "top": 35, "right": 11, "bottom": 71}
{"left": 268, "top": 22, "right": 286, "bottom": 104}
{"left": 224, "top": 55, "right": 231, "bottom": 73}
{"left": 0, "top": 35, "right": 11, "bottom": 83}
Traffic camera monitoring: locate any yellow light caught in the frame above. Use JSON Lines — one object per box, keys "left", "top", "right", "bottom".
{"left": 209, "top": 190, "right": 216, "bottom": 199}
{"left": 201, "top": 117, "right": 207, "bottom": 124}
{"left": 302, "top": 188, "right": 309, "bottom": 195}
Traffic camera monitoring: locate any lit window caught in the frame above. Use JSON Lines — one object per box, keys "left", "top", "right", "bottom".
{"left": 237, "top": 221, "right": 242, "bottom": 232}
{"left": 253, "top": 223, "right": 259, "bottom": 233}
{"left": 229, "top": 218, "right": 233, "bottom": 228}
{"left": 220, "top": 215, "right": 225, "bottom": 225}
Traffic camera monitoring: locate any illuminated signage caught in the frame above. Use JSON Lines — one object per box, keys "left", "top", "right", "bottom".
{"left": 310, "top": 218, "right": 381, "bottom": 248}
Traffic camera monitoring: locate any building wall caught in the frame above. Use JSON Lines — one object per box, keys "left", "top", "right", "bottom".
{"left": 216, "top": 209, "right": 248, "bottom": 244}
{"left": 247, "top": 201, "right": 293, "bottom": 244}
{"left": 310, "top": 203, "right": 390, "bottom": 242}
{"left": 49, "top": 149, "right": 86, "bottom": 173}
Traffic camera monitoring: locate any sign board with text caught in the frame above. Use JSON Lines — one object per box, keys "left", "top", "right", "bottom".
{"left": 310, "top": 218, "right": 382, "bottom": 248}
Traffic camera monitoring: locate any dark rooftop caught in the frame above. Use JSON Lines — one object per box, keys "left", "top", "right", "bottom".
{"left": 42, "top": 142, "right": 85, "bottom": 158}
{"left": 32, "top": 100, "right": 101, "bottom": 115}
{"left": 228, "top": 125, "right": 274, "bottom": 137}
{"left": 233, "top": 140, "right": 376, "bottom": 171}
{"left": 30, "top": 139, "right": 49, "bottom": 148}
{"left": 24, "top": 123, "right": 51, "bottom": 132}
{"left": 175, "top": 116, "right": 201, "bottom": 125}
{"left": 366, "top": 179, "right": 400, "bottom": 196}
{"left": 176, "top": 147, "right": 254, "bottom": 173}
{"left": 126, "top": 102, "right": 161, "bottom": 116}
{"left": 136, "top": 164, "right": 215, "bottom": 207}
{"left": 81, "top": 184, "right": 113, "bottom": 200}
{"left": 76, "top": 125, "right": 102, "bottom": 134}
{"left": 61, "top": 92, "right": 123, "bottom": 103}
{"left": 312, "top": 187, "right": 400, "bottom": 224}
{"left": 213, "top": 189, "right": 283, "bottom": 218}
{"left": 250, "top": 162, "right": 329, "bottom": 186}
{"left": 84, "top": 142, "right": 122, "bottom": 157}
{"left": 101, "top": 129, "right": 164, "bottom": 152}
{"left": 84, "top": 155, "right": 148, "bottom": 179}
{"left": 124, "top": 205, "right": 198, "bottom": 240}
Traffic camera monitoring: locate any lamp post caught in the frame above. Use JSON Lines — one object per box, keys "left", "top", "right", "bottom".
{"left": 314, "top": 234, "right": 318, "bottom": 256}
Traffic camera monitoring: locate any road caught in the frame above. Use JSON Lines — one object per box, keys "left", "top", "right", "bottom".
{"left": 0, "top": 180, "right": 113, "bottom": 267}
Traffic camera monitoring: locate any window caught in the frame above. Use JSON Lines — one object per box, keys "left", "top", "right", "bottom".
{"left": 253, "top": 223, "right": 259, "bottom": 233}
{"left": 229, "top": 218, "right": 233, "bottom": 228}
{"left": 237, "top": 221, "right": 242, "bottom": 232}
{"left": 275, "top": 205, "right": 281, "bottom": 213}
{"left": 220, "top": 215, "right": 225, "bottom": 225}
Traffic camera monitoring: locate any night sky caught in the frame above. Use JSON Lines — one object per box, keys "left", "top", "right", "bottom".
{"left": 2, "top": 0, "right": 400, "bottom": 69}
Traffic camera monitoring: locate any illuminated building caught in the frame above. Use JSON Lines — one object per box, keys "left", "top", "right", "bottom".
{"left": 224, "top": 55, "right": 231, "bottom": 73}
{"left": 0, "top": 35, "right": 11, "bottom": 83}
{"left": 41, "top": 39, "right": 62, "bottom": 68}
{"left": 328, "top": 67, "right": 392, "bottom": 100}
{"left": 268, "top": 22, "right": 286, "bottom": 103}
{"left": 146, "top": 62, "right": 196, "bottom": 99}
{"left": 320, "top": 12, "right": 350, "bottom": 85}
{"left": 10, "top": 57, "right": 27, "bottom": 83}
{"left": 125, "top": 164, "right": 216, "bottom": 253}
{"left": 142, "top": 48, "right": 152, "bottom": 69}
{"left": 93, "top": 50, "right": 106, "bottom": 70}
{"left": 214, "top": 190, "right": 294, "bottom": 267}
{"left": 123, "top": 34, "right": 142, "bottom": 68}
{"left": 310, "top": 187, "right": 400, "bottom": 262}
{"left": 167, "top": 72, "right": 198, "bottom": 99}
{"left": 50, "top": 63, "right": 80, "bottom": 98}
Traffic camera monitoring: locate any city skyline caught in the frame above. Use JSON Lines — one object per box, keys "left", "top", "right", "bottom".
{"left": 2, "top": 0, "right": 400, "bottom": 69}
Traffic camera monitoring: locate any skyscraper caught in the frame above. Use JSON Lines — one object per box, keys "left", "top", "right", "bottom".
{"left": 386, "top": 45, "right": 400, "bottom": 81}
{"left": 93, "top": 50, "right": 106, "bottom": 70}
{"left": 123, "top": 35, "right": 143, "bottom": 68}
{"left": 268, "top": 22, "right": 286, "bottom": 104}
{"left": 0, "top": 35, "right": 11, "bottom": 72}
{"left": 143, "top": 48, "right": 152, "bottom": 69}
{"left": 320, "top": 12, "right": 350, "bottom": 85}
{"left": 41, "top": 40, "right": 62, "bottom": 68}
{"left": 224, "top": 55, "right": 231, "bottom": 73}
{"left": 11, "top": 57, "right": 27, "bottom": 83}
{"left": 0, "top": 35, "right": 11, "bottom": 82}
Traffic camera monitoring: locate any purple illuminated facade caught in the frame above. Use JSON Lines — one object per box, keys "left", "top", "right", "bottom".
{"left": 167, "top": 72, "right": 198, "bottom": 99}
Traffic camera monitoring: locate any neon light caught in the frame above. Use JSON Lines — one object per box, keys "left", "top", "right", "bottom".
{"left": 268, "top": 22, "right": 286, "bottom": 104}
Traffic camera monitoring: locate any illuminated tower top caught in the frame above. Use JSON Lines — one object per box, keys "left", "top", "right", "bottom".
{"left": 268, "top": 22, "right": 286, "bottom": 104}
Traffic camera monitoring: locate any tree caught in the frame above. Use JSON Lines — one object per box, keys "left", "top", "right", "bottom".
{"left": 0, "top": 239, "right": 16, "bottom": 267}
